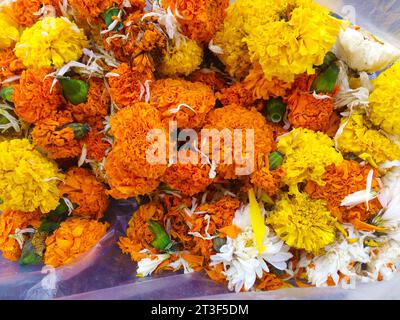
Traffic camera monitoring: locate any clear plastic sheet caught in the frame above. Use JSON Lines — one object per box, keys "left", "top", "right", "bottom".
{"left": 1, "top": 0, "right": 400, "bottom": 300}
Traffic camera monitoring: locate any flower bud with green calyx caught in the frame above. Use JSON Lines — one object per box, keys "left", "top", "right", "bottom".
{"left": 318, "top": 51, "right": 337, "bottom": 71}
{"left": 148, "top": 220, "right": 172, "bottom": 251}
{"left": 0, "top": 86, "right": 14, "bottom": 103}
{"left": 57, "top": 76, "right": 89, "bottom": 105}
{"left": 264, "top": 97, "right": 286, "bottom": 124}
{"left": 311, "top": 63, "right": 340, "bottom": 94}
{"left": 58, "top": 123, "right": 90, "bottom": 140}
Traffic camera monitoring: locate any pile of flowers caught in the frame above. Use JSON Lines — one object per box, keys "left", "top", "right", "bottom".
{"left": 1, "top": 0, "right": 400, "bottom": 294}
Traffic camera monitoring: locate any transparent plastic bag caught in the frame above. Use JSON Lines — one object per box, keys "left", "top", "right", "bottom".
{"left": 1, "top": 0, "right": 400, "bottom": 300}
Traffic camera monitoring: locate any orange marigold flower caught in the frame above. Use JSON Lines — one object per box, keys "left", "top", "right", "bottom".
{"left": 44, "top": 218, "right": 109, "bottom": 268}
{"left": 8, "top": 0, "right": 61, "bottom": 27}
{"left": 108, "top": 102, "right": 167, "bottom": 178}
{"left": 304, "top": 160, "right": 382, "bottom": 224}
{"left": 161, "top": 151, "right": 213, "bottom": 196}
{"left": 256, "top": 272, "right": 289, "bottom": 291}
{"left": 67, "top": 78, "right": 110, "bottom": 123}
{"left": 286, "top": 91, "right": 335, "bottom": 133}
{"left": 60, "top": 167, "right": 109, "bottom": 220}
{"left": 0, "top": 48, "right": 24, "bottom": 83}
{"left": 251, "top": 167, "right": 285, "bottom": 197}
{"left": 242, "top": 63, "right": 292, "bottom": 101}
{"left": 108, "top": 63, "right": 154, "bottom": 109}
{"left": 189, "top": 197, "right": 240, "bottom": 259}
{"left": 82, "top": 129, "right": 111, "bottom": 162}
{"left": 0, "top": 209, "right": 42, "bottom": 261}
{"left": 14, "top": 68, "right": 63, "bottom": 124}
{"left": 217, "top": 83, "right": 254, "bottom": 108}
{"left": 31, "top": 111, "right": 84, "bottom": 159}
{"left": 162, "top": 0, "right": 229, "bottom": 43}
{"left": 69, "top": 0, "right": 123, "bottom": 20}
{"left": 189, "top": 70, "right": 227, "bottom": 92}
{"left": 204, "top": 104, "right": 275, "bottom": 179}
{"left": 150, "top": 78, "right": 216, "bottom": 129}
{"left": 118, "top": 203, "right": 165, "bottom": 261}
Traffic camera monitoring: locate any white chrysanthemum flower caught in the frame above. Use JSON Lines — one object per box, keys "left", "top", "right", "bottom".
{"left": 306, "top": 225, "right": 371, "bottom": 288}
{"left": 366, "top": 239, "right": 400, "bottom": 281}
{"left": 209, "top": 205, "right": 292, "bottom": 293}
{"left": 333, "top": 28, "right": 400, "bottom": 73}
{"left": 136, "top": 253, "right": 170, "bottom": 277}
{"left": 376, "top": 165, "right": 400, "bottom": 240}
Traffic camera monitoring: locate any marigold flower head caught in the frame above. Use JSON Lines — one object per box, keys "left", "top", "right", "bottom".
{"left": 287, "top": 91, "right": 334, "bottom": 133}
{"left": 150, "top": 79, "right": 216, "bottom": 129}
{"left": 60, "top": 167, "right": 109, "bottom": 220}
{"left": 0, "top": 48, "right": 24, "bottom": 83}
{"left": 162, "top": 0, "right": 229, "bottom": 43}
{"left": 266, "top": 192, "right": 337, "bottom": 254}
{"left": 7, "top": 0, "right": 61, "bottom": 27}
{"left": 0, "top": 139, "right": 63, "bottom": 213}
{"left": 369, "top": 62, "right": 400, "bottom": 136}
{"left": 108, "top": 63, "right": 154, "bottom": 109}
{"left": 15, "top": 17, "right": 88, "bottom": 69}
{"left": 277, "top": 128, "right": 343, "bottom": 188}
{"left": 68, "top": 0, "right": 123, "bottom": 20}
{"left": 13, "top": 68, "right": 63, "bottom": 124}
{"left": 67, "top": 78, "right": 110, "bottom": 123}
{"left": 337, "top": 114, "right": 400, "bottom": 166}
{"left": 105, "top": 150, "right": 160, "bottom": 199}
{"left": 160, "top": 151, "right": 213, "bottom": 196}
{"left": 213, "top": 0, "right": 266, "bottom": 79}
{"left": 244, "top": 0, "right": 342, "bottom": 83}
{"left": 0, "top": 209, "right": 42, "bottom": 261}
{"left": 31, "top": 111, "right": 84, "bottom": 159}
{"left": 204, "top": 104, "right": 275, "bottom": 179}
{"left": 108, "top": 102, "right": 167, "bottom": 178}
{"left": 82, "top": 128, "right": 111, "bottom": 162}
{"left": 159, "top": 39, "right": 203, "bottom": 76}
{"left": 44, "top": 218, "right": 109, "bottom": 268}
{"left": 119, "top": 203, "right": 166, "bottom": 260}
{"left": 0, "top": 12, "right": 19, "bottom": 49}
{"left": 304, "top": 160, "right": 382, "bottom": 223}
{"left": 189, "top": 70, "right": 227, "bottom": 92}
{"left": 251, "top": 167, "right": 285, "bottom": 197}
{"left": 189, "top": 197, "right": 241, "bottom": 258}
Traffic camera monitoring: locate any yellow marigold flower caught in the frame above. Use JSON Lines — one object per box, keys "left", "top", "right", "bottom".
{"left": 277, "top": 128, "right": 343, "bottom": 188}
{"left": 245, "top": 0, "right": 342, "bottom": 83}
{"left": 213, "top": 0, "right": 266, "bottom": 79}
{"left": 266, "top": 193, "right": 337, "bottom": 254}
{"left": 0, "top": 139, "right": 63, "bottom": 213}
{"left": 160, "top": 40, "right": 203, "bottom": 76}
{"left": 369, "top": 62, "right": 400, "bottom": 135}
{"left": 337, "top": 114, "right": 400, "bottom": 166}
{"left": 15, "top": 17, "right": 88, "bottom": 69}
{"left": 0, "top": 12, "right": 19, "bottom": 49}
{"left": 44, "top": 218, "right": 109, "bottom": 268}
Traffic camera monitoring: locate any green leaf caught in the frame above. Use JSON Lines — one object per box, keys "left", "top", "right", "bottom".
{"left": 148, "top": 221, "right": 172, "bottom": 251}
{"left": 38, "top": 198, "right": 72, "bottom": 233}
{"left": 311, "top": 64, "right": 340, "bottom": 94}
{"left": 264, "top": 98, "right": 286, "bottom": 123}
{"left": 269, "top": 151, "right": 284, "bottom": 170}
{"left": 0, "top": 86, "right": 14, "bottom": 103}
{"left": 19, "top": 238, "right": 43, "bottom": 266}
{"left": 318, "top": 52, "right": 337, "bottom": 71}
{"left": 102, "top": 8, "right": 123, "bottom": 31}
{"left": 57, "top": 77, "right": 89, "bottom": 105}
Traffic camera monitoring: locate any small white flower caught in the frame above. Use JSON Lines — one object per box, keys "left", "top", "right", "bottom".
{"left": 137, "top": 253, "right": 170, "bottom": 277}
{"left": 306, "top": 225, "right": 371, "bottom": 288}
{"left": 210, "top": 205, "right": 292, "bottom": 292}
{"left": 333, "top": 28, "right": 400, "bottom": 73}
